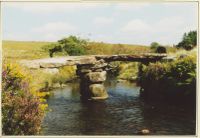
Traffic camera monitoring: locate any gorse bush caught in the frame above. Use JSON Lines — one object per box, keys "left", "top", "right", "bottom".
{"left": 137, "top": 55, "right": 196, "bottom": 104}
{"left": 2, "top": 63, "right": 46, "bottom": 135}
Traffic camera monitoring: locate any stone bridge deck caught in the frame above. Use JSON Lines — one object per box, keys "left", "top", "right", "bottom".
{"left": 20, "top": 53, "right": 167, "bottom": 69}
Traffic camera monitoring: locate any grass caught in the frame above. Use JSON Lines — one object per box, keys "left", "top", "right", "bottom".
{"left": 2, "top": 41, "right": 52, "bottom": 61}
{"left": 3, "top": 40, "right": 177, "bottom": 61}
{"left": 85, "top": 42, "right": 151, "bottom": 55}
{"left": 3, "top": 40, "right": 152, "bottom": 61}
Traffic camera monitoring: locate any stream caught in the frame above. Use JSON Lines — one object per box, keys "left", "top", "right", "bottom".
{"left": 41, "top": 79, "right": 196, "bottom": 135}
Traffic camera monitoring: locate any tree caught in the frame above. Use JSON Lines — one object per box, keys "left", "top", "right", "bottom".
{"left": 48, "top": 44, "right": 62, "bottom": 57}
{"left": 58, "top": 36, "right": 87, "bottom": 56}
{"left": 150, "top": 42, "right": 159, "bottom": 50}
{"left": 188, "top": 31, "right": 197, "bottom": 46}
{"left": 176, "top": 30, "right": 197, "bottom": 50}
{"left": 150, "top": 42, "right": 166, "bottom": 53}
{"left": 42, "top": 43, "right": 62, "bottom": 58}
{"left": 44, "top": 36, "right": 88, "bottom": 57}
{"left": 155, "top": 46, "right": 167, "bottom": 53}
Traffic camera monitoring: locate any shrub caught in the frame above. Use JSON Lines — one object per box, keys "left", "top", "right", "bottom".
{"left": 2, "top": 63, "right": 46, "bottom": 135}
{"left": 155, "top": 46, "right": 167, "bottom": 53}
{"left": 51, "top": 66, "right": 77, "bottom": 86}
{"left": 150, "top": 42, "right": 167, "bottom": 53}
{"left": 117, "top": 62, "right": 138, "bottom": 81}
{"left": 43, "top": 36, "right": 87, "bottom": 57}
{"left": 137, "top": 55, "right": 196, "bottom": 104}
{"left": 58, "top": 36, "right": 87, "bottom": 56}
{"left": 150, "top": 42, "right": 159, "bottom": 50}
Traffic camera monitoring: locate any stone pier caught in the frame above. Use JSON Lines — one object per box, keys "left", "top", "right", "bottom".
{"left": 76, "top": 59, "right": 108, "bottom": 100}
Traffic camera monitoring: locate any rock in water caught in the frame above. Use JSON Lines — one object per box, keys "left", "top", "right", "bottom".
{"left": 89, "top": 84, "right": 108, "bottom": 100}
{"left": 86, "top": 71, "right": 107, "bottom": 83}
{"left": 141, "top": 129, "right": 150, "bottom": 135}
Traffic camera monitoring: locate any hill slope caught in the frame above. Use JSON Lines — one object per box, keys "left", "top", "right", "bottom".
{"left": 2, "top": 40, "right": 150, "bottom": 61}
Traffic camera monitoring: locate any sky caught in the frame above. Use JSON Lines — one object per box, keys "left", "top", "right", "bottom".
{"left": 2, "top": 2, "right": 198, "bottom": 46}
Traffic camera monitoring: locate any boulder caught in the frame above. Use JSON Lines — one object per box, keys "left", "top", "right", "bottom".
{"left": 75, "top": 56, "right": 97, "bottom": 65}
{"left": 85, "top": 71, "right": 107, "bottom": 83}
{"left": 89, "top": 84, "right": 108, "bottom": 100}
{"left": 141, "top": 129, "right": 150, "bottom": 135}
{"left": 91, "top": 59, "right": 107, "bottom": 69}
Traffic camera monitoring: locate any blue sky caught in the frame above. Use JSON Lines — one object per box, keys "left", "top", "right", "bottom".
{"left": 2, "top": 2, "right": 198, "bottom": 46}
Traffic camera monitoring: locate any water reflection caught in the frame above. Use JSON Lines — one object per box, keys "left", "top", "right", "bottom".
{"left": 41, "top": 80, "right": 195, "bottom": 135}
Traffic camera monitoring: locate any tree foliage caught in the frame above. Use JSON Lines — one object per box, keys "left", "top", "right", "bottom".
{"left": 176, "top": 30, "right": 197, "bottom": 50}
{"left": 45, "top": 36, "right": 88, "bottom": 57}
{"left": 150, "top": 42, "right": 167, "bottom": 53}
{"left": 155, "top": 46, "right": 167, "bottom": 53}
{"left": 150, "top": 42, "right": 159, "bottom": 50}
{"left": 59, "top": 36, "right": 87, "bottom": 56}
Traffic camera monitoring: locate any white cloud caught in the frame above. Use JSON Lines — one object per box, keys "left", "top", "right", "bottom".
{"left": 121, "top": 19, "right": 153, "bottom": 33}
{"left": 31, "top": 22, "right": 77, "bottom": 33}
{"left": 120, "top": 16, "right": 196, "bottom": 45}
{"left": 120, "top": 16, "right": 195, "bottom": 34}
{"left": 93, "top": 17, "right": 114, "bottom": 27}
{"left": 30, "top": 22, "right": 78, "bottom": 41}
{"left": 4, "top": 2, "right": 109, "bottom": 13}
{"left": 156, "top": 16, "right": 184, "bottom": 32}
{"left": 115, "top": 3, "right": 150, "bottom": 11}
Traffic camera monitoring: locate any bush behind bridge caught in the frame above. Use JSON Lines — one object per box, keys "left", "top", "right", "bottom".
{"left": 137, "top": 51, "right": 196, "bottom": 105}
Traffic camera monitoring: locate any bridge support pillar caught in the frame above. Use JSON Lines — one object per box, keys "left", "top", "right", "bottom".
{"left": 76, "top": 59, "right": 108, "bottom": 100}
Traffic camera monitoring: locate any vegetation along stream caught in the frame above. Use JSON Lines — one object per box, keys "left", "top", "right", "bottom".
{"left": 41, "top": 78, "right": 195, "bottom": 135}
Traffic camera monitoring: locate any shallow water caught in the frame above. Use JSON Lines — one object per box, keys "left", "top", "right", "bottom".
{"left": 41, "top": 80, "right": 196, "bottom": 135}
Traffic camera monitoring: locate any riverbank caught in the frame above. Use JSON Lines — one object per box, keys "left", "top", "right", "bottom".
{"left": 137, "top": 48, "right": 196, "bottom": 105}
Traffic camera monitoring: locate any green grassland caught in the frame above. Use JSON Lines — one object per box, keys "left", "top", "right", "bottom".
{"left": 2, "top": 41, "right": 52, "bottom": 61}
{"left": 85, "top": 42, "right": 150, "bottom": 55}
{"left": 2, "top": 40, "right": 151, "bottom": 60}
{"left": 3, "top": 40, "right": 176, "bottom": 61}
